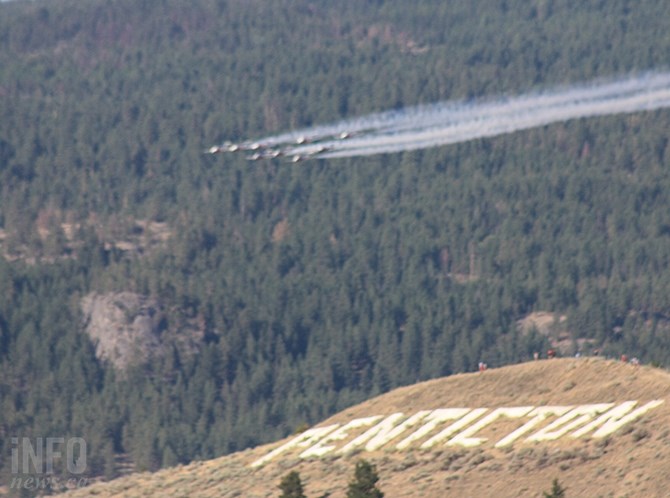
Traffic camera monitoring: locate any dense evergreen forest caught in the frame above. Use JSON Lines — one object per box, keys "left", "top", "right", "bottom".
{"left": 1, "top": 0, "right": 670, "bottom": 491}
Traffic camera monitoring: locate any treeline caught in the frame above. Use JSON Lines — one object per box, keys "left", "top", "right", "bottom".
{"left": 1, "top": 0, "right": 670, "bottom": 490}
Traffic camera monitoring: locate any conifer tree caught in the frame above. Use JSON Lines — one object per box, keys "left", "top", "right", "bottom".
{"left": 543, "top": 478, "right": 567, "bottom": 498}
{"left": 279, "top": 470, "right": 306, "bottom": 498}
{"left": 346, "top": 460, "right": 384, "bottom": 498}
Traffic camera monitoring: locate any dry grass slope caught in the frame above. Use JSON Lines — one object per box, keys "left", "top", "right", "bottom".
{"left": 61, "top": 358, "right": 670, "bottom": 498}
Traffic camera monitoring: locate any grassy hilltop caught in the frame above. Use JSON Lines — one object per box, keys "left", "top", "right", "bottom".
{"left": 61, "top": 359, "right": 670, "bottom": 497}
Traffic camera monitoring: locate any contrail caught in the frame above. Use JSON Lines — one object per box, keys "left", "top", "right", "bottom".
{"left": 230, "top": 72, "right": 670, "bottom": 159}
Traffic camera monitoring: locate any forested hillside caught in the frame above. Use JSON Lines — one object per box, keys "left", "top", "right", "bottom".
{"left": 1, "top": 0, "right": 670, "bottom": 491}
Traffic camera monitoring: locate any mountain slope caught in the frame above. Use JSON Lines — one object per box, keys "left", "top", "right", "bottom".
{"left": 61, "top": 358, "right": 670, "bottom": 497}
{"left": 3, "top": 0, "right": 670, "bottom": 486}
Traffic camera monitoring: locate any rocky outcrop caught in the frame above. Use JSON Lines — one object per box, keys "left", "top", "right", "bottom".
{"left": 81, "top": 292, "right": 202, "bottom": 372}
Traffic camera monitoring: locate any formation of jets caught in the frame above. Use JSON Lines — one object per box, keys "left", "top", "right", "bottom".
{"left": 205, "top": 131, "right": 356, "bottom": 162}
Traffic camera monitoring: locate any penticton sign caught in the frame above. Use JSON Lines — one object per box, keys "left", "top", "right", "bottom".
{"left": 251, "top": 400, "right": 664, "bottom": 467}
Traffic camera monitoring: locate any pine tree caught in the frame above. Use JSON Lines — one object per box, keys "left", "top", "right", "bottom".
{"left": 346, "top": 460, "right": 384, "bottom": 498}
{"left": 543, "top": 478, "right": 567, "bottom": 498}
{"left": 279, "top": 471, "right": 306, "bottom": 498}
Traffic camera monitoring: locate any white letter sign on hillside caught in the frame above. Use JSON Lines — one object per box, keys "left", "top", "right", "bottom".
{"left": 396, "top": 408, "right": 470, "bottom": 450}
{"left": 571, "top": 400, "right": 665, "bottom": 438}
{"left": 299, "top": 416, "right": 382, "bottom": 458}
{"left": 250, "top": 400, "right": 664, "bottom": 467}
{"left": 446, "top": 406, "right": 534, "bottom": 448}
{"left": 338, "top": 411, "right": 432, "bottom": 453}
{"left": 251, "top": 424, "right": 339, "bottom": 468}
{"left": 494, "top": 406, "right": 571, "bottom": 447}
{"left": 525, "top": 403, "right": 615, "bottom": 442}
{"left": 420, "top": 409, "right": 488, "bottom": 448}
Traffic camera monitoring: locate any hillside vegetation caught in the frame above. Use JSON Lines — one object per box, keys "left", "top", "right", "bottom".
{"left": 1, "top": 0, "right": 670, "bottom": 490}
{"left": 61, "top": 359, "right": 670, "bottom": 498}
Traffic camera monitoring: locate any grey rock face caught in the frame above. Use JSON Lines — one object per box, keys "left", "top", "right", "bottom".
{"left": 81, "top": 292, "right": 202, "bottom": 372}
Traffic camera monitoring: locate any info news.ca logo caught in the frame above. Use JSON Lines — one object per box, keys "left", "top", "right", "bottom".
{"left": 10, "top": 437, "right": 88, "bottom": 491}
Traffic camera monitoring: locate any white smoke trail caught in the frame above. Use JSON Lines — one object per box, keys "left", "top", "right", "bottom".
{"left": 246, "top": 72, "right": 670, "bottom": 159}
